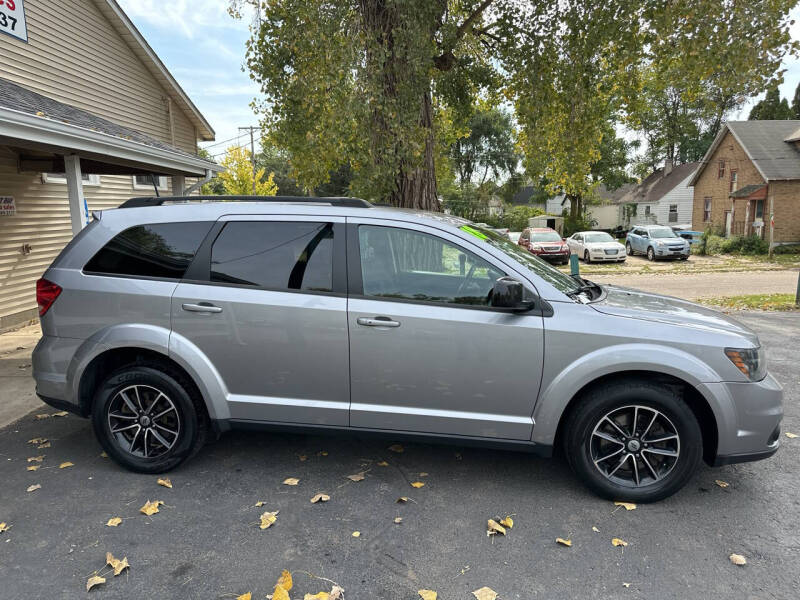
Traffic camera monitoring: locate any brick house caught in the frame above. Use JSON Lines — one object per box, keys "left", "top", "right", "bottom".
{"left": 689, "top": 121, "right": 800, "bottom": 245}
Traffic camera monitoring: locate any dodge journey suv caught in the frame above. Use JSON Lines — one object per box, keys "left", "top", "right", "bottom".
{"left": 32, "top": 196, "right": 782, "bottom": 502}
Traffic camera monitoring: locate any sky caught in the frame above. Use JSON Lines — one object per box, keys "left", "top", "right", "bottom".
{"left": 118, "top": 1, "right": 800, "bottom": 160}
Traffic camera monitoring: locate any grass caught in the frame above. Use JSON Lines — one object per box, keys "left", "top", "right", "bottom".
{"left": 699, "top": 293, "right": 799, "bottom": 312}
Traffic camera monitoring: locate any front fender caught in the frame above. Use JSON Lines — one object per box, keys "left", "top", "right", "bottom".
{"left": 531, "top": 343, "right": 723, "bottom": 446}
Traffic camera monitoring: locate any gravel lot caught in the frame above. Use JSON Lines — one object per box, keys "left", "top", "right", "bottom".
{"left": 0, "top": 313, "right": 798, "bottom": 599}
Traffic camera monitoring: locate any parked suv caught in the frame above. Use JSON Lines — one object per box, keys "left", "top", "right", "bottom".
{"left": 32, "top": 196, "right": 782, "bottom": 502}
{"left": 518, "top": 227, "right": 570, "bottom": 264}
{"left": 626, "top": 225, "right": 691, "bottom": 261}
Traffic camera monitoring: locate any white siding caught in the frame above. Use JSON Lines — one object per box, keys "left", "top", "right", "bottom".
{"left": 655, "top": 172, "right": 695, "bottom": 226}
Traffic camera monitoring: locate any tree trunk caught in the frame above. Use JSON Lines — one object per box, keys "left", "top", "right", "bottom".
{"left": 389, "top": 90, "right": 440, "bottom": 210}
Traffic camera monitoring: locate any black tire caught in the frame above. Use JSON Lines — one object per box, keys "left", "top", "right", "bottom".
{"left": 91, "top": 363, "right": 207, "bottom": 473}
{"left": 562, "top": 378, "right": 702, "bottom": 502}
{"left": 584, "top": 250, "right": 591, "bottom": 263}
{"left": 626, "top": 242, "right": 633, "bottom": 256}
{"left": 680, "top": 255, "right": 689, "bottom": 261}
{"left": 646, "top": 246, "right": 655, "bottom": 261}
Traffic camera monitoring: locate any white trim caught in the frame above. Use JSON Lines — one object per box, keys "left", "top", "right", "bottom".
{"left": 0, "top": 106, "right": 223, "bottom": 176}
{"left": 132, "top": 174, "right": 168, "bottom": 190}
{"left": 42, "top": 172, "right": 100, "bottom": 186}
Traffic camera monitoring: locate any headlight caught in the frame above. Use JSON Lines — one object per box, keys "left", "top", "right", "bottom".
{"left": 725, "top": 347, "right": 766, "bottom": 381}
{"left": 656, "top": 240, "right": 665, "bottom": 246}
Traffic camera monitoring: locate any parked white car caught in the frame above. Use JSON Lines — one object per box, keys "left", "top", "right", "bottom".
{"left": 567, "top": 231, "right": 626, "bottom": 263}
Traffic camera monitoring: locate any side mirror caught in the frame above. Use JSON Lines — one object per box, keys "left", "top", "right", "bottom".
{"left": 491, "top": 277, "right": 534, "bottom": 312}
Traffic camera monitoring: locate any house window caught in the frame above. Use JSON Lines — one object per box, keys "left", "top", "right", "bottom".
{"left": 42, "top": 173, "right": 100, "bottom": 186}
{"left": 730, "top": 170, "right": 738, "bottom": 193}
{"left": 644, "top": 205, "right": 651, "bottom": 216}
{"left": 755, "top": 199, "right": 764, "bottom": 220}
{"left": 132, "top": 175, "right": 168, "bottom": 191}
{"left": 703, "top": 197, "right": 712, "bottom": 222}
{"left": 718, "top": 160, "right": 725, "bottom": 178}
{"left": 668, "top": 204, "right": 678, "bottom": 223}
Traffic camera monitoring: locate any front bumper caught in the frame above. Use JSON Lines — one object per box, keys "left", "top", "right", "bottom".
{"left": 535, "top": 252, "right": 570, "bottom": 263}
{"left": 701, "top": 372, "right": 783, "bottom": 466}
{"left": 590, "top": 251, "right": 625, "bottom": 262}
{"left": 654, "top": 245, "right": 690, "bottom": 258}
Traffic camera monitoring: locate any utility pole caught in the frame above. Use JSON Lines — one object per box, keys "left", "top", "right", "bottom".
{"left": 239, "top": 126, "right": 258, "bottom": 195}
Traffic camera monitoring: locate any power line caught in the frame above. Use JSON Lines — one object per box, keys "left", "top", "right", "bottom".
{"left": 202, "top": 132, "right": 247, "bottom": 149}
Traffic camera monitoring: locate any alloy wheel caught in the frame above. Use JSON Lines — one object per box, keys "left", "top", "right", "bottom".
{"left": 589, "top": 404, "right": 680, "bottom": 488}
{"left": 626, "top": 243, "right": 632, "bottom": 256}
{"left": 107, "top": 384, "right": 181, "bottom": 459}
{"left": 647, "top": 247, "right": 655, "bottom": 261}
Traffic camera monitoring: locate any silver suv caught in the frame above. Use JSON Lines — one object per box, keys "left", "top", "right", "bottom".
{"left": 32, "top": 196, "right": 783, "bottom": 502}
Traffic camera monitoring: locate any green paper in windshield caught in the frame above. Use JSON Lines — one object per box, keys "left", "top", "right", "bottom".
{"left": 459, "top": 225, "right": 489, "bottom": 240}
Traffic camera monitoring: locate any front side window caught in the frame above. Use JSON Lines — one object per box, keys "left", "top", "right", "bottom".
{"left": 84, "top": 222, "right": 212, "bottom": 279}
{"left": 210, "top": 221, "right": 333, "bottom": 292}
{"left": 358, "top": 226, "right": 504, "bottom": 306}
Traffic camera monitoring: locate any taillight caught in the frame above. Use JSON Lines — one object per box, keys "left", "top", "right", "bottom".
{"left": 36, "top": 278, "right": 62, "bottom": 316}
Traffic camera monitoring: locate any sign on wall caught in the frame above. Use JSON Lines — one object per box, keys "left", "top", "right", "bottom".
{"left": 0, "top": 0, "right": 27, "bottom": 43}
{"left": 0, "top": 196, "right": 16, "bottom": 216}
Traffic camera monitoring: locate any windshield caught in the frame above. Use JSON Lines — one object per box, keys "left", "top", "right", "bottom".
{"left": 531, "top": 231, "right": 562, "bottom": 242}
{"left": 649, "top": 228, "right": 678, "bottom": 239}
{"left": 464, "top": 225, "right": 580, "bottom": 294}
{"left": 584, "top": 232, "right": 614, "bottom": 243}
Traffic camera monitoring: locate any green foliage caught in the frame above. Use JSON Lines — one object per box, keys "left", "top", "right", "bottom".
{"left": 441, "top": 182, "right": 496, "bottom": 222}
{"left": 563, "top": 212, "right": 598, "bottom": 237}
{"left": 704, "top": 234, "right": 769, "bottom": 255}
{"left": 775, "top": 243, "right": 800, "bottom": 255}
{"left": 493, "top": 205, "right": 545, "bottom": 231}
{"left": 450, "top": 105, "right": 518, "bottom": 185}
{"left": 793, "top": 82, "right": 800, "bottom": 120}
{"left": 749, "top": 86, "right": 794, "bottom": 120}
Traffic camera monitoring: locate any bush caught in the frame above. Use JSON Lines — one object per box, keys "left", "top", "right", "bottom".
{"left": 702, "top": 234, "right": 769, "bottom": 256}
{"left": 704, "top": 235, "right": 726, "bottom": 255}
{"left": 563, "top": 212, "right": 597, "bottom": 237}
{"left": 775, "top": 243, "right": 800, "bottom": 255}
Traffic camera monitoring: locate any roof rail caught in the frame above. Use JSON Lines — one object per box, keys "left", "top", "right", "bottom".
{"left": 118, "top": 195, "right": 373, "bottom": 209}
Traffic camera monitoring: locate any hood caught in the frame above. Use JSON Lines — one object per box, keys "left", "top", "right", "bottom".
{"left": 591, "top": 285, "right": 759, "bottom": 345}
{"left": 586, "top": 241, "right": 624, "bottom": 250}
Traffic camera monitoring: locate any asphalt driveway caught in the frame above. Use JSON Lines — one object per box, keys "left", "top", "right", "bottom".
{"left": 0, "top": 313, "right": 798, "bottom": 599}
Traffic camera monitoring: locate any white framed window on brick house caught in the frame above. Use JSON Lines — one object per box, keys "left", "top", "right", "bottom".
{"left": 132, "top": 175, "right": 168, "bottom": 190}
{"left": 42, "top": 172, "right": 100, "bottom": 186}
{"left": 703, "top": 197, "right": 712, "bottom": 222}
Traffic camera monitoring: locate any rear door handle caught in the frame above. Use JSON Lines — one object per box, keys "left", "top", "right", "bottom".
{"left": 357, "top": 316, "right": 400, "bottom": 328}
{"left": 182, "top": 302, "right": 222, "bottom": 314}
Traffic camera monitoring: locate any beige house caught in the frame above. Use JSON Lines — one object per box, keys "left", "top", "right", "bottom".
{"left": 0, "top": 0, "right": 221, "bottom": 329}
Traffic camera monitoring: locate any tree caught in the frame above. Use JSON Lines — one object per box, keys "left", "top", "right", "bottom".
{"left": 749, "top": 86, "right": 794, "bottom": 120}
{"left": 793, "top": 82, "right": 800, "bottom": 119}
{"left": 450, "top": 106, "right": 518, "bottom": 185}
{"left": 232, "top": 0, "right": 797, "bottom": 209}
{"left": 217, "top": 146, "right": 278, "bottom": 196}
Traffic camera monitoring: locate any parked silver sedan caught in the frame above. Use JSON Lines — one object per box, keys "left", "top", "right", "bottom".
{"left": 567, "top": 231, "right": 626, "bottom": 263}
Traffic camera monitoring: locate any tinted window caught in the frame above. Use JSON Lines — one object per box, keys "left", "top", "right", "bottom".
{"left": 84, "top": 222, "right": 211, "bottom": 279}
{"left": 358, "top": 225, "right": 504, "bottom": 306}
{"left": 649, "top": 227, "right": 678, "bottom": 239}
{"left": 211, "top": 221, "right": 333, "bottom": 291}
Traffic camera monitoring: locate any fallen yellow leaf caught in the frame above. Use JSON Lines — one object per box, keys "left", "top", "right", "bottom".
{"left": 556, "top": 537, "right": 572, "bottom": 547}
{"left": 237, "top": 593, "right": 252, "bottom": 600}
{"left": 52, "top": 411, "right": 68, "bottom": 417}
{"left": 377, "top": 461, "right": 389, "bottom": 467}
{"left": 411, "top": 481, "right": 425, "bottom": 488}
{"left": 352, "top": 531, "right": 361, "bottom": 538}
{"left": 487, "top": 519, "right": 506, "bottom": 536}
{"left": 283, "top": 477, "right": 300, "bottom": 486}
{"left": 106, "top": 552, "right": 130, "bottom": 576}
{"left": 276, "top": 569, "right": 292, "bottom": 591}
{"left": 612, "top": 538, "right": 629, "bottom": 547}
{"left": 27, "top": 438, "right": 47, "bottom": 445}
{"left": 614, "top": 501, "right": 637, "bottom": 511}
{"left": 34, "top": 414, "right": 50, "bottom": 420}
{"left": 27, "top": 465, "right": 40, "bottom": 472}
{"left": 311, "top": 493, "right": 330, "bottom": 503}
{"left": 418, "top": 590, "right": 438, "bottom": 600}
{"left": 0, "top": 522, "right": 9, "bottom": 533}
{"left": 397, "top": 497, "right": 410, "bottom": 503}
{"left": 388, "top": 444, "right": 404, "bottom": 453}
{"left": 86, "top": 575, "right": 106, "bottom": 592}
{"left": 157, "top": 478, "right": 172, "bottom": 489}
{"left": 472, "top": 586, "right": 498, "bottom": 600}
{"left": 347, "top": 472, "right": 366, "bottom": 482}
{"left": 318, "top": 450, "right": 328, "bottom": 456}
{"left": 106, "top": 517, "right": 122, "bottom": 527}
{"left": 139, "top": 500, "right": 164, "bottom": 516}
{"left": 304, "top": 593, "right": 330, "bottom": 600}
{"left": 273, "top": 588, "right": 290, "bottom": 600}
{"left": 299, "top": 455, "right": 308, "bottom": 461}
{"left": 785, "top": 432, "right": 798, "bottom": 439}
{"left": 259, "top": 511, "right": 279, "bottom": 529}
{"left": 394, "top": 517, "right": 403, "bottom": 524}
{"left": 27, "top": 456, "right": 44, "bottom": 463}
{"left": 715, "top": 480, "right": 729, "bottom": 488}
{"left": 59, "top": 462, "right": 74, "bottom": 469}
{"left": 729, "top": 553, "right": 747, "bottom": 566}
{"left": 255, "top": 501, "right": 266, "bottom": 507}
{"left": 37, "top": 442, "right": 51, "bottom": 449}
{"left": 500, "top": 516, "right": 513, "bottom": 529}
{"left": 27, "top": 484, "right": 41, "bottom": 492}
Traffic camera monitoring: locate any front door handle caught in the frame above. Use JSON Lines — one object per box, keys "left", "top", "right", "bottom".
{"left": 357, "top": 316, "right": 400, "bottom": 328}
{"left": 182, "top": 302, "right": 222, "bottom": 314}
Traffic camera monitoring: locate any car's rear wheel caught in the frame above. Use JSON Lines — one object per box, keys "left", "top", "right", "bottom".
{"left": 563, "top": 379, "right": 702, "bottom": 502}
{"left": 626, "top": 242, "right": 633, "bottom": 256}
{"left": 646, "top": 247, "right": 655, "bottom": 261}
{"left": 91, "top": 364, "right": 206, "bottom": 473}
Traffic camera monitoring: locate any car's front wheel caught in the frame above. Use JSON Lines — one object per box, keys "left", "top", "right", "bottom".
{"left": 563, "top": 379, "right": 702, "bottom": 502}
{"left": 584, "top": 250, "right": 591, "bottom": 263}
{"left": 91, "top": 363, "right": 207, "bottom": 473}
{"left": 626, "top": 242, "right": 633, "bottom": 256}
{"left": 646, "top": 246, "right": 655, "bottom": 261}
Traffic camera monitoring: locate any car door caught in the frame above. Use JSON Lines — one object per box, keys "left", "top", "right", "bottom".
{"left": 519, "top": 228, "right": 530, "bottom": 251}
{"left": 629, "top": 228, "right": 642, "bottom": 252}
{"left": 568, "top": 234, "right": 583, "bottom": 255}
{"left": 346, "top": 218, "right": 545, "bottom": 440}
{"left": 171, "top": 215, "right": 350, "bottom": 425}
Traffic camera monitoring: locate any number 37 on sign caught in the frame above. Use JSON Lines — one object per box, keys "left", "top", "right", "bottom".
{"left": 0, "top": 0, "right": 27, "bottom": 43}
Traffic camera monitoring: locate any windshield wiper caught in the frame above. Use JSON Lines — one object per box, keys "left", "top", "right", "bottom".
{"left": 566, "top": 278, "right": 602, "bottom": 302}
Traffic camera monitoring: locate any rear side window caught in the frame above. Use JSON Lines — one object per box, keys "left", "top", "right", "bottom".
{"left": 210, "top": 221, "right": 333, "bottom": 292}
{"left": 84, "top": 222, "right": 212, "bottom": 279}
